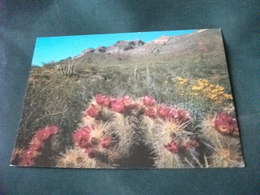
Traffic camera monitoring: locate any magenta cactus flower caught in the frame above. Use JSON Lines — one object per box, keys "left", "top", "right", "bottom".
{"left": 213, "top": 112, "right": 238, "bottom": 135}
{"left": 85, "top": 105, "right": 100, "bottom": 118}
{"left": 164, "top": 141, "right": 179, "bottom": 154}
{"left": 121, "top": 96, "right": 135, "bottom": 109}
{"left": 178, "top": 109, "right": 191, "bottom": 123}
{"left": 103, "top": 96, "right": 112, "bottom": 107}
{"left": 157, "top": 105, "right": 171, "bottom": 119}
{"left": 72, "top": 126, "right": 92, "bottom": 148}
{"left": 29, "top": 139, "right": 43, "bottom": 151}
{"left": 142, "top": 96, "right": 156, "bottom": 107}
{"left": 101, "top": 137, "right": 112, "bottom": 148}
{"left": 34, "top": 125, "right": 58, "bottom": 142}
{"left": 17, "top": 125, "right": 59, "bottom": 166}
{"left": 19, "top": 148, "right": 38, "bottom": 166}
{"left": 168, "top": 108, "right": 179, "bottom": 119}
{"left": 95, "top": 94, "right": 107, "bottom": 105}
{"left": 110, "top": 99, "right": 125, "bottom": 113}
{"left": 184, "top": 140, "right": 199, "bottom": 149}
{"left": 19, "top": 158, "right": 35, "bottom": 166}
{"left": 145, "top": 108, "right": 157, "bottom": 118}
{"left": 85, "top": 147, "right": 98, "bottom": 158}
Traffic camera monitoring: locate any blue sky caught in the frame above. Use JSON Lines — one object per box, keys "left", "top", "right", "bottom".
{"left": 32, "top": 29, "right": 195, "bottom": 66}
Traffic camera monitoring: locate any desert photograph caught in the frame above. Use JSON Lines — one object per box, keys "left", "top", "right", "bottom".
{"left": 11, "top": 29, "right": 244, "bottom": 168}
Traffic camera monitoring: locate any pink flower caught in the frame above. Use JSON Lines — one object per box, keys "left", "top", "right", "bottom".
{"left": 103, "top": 96, "right": 112, "bottom": 107}
{"left": 19, "top": 148, "right": 38, "bottom": 166}
{"left": 101, "top": 137, "right": 112, "bottom": 148}
{"left": 145, "top": 108, "right": 157, "bottom": 118}
{"left": 213, "top": 113, "right": 238, "bottom": 135}
{"left": 157, "top": 106, "right": 171, "bottom": 119}
{"left": 110, "top": 99, "right": 125, "bottom": 113}
{"left": 19, "top": 158, "right": 35, "bottom": 166}
{"left": 168, "top": 108, "right": 179, "bottom": 119}
{"left": 17, "top": 125, "right": 59, "bottom": 166}
{"left": 164, "top": 141, "right": 179, "bottom": 153}
{"left": 168, "top": 108, "right": 191, "bottom": 123}
{"left": 85, "top": 105, "right": 100, "bottom": 118}
{"left": 177, "top": 109, "right": 191, "bottom": 123}
{"left": 47, "top": 125, "right": 59, "bottom": 134}
{"left": 142, "top": 96, "right": 156, "bottom": 107}
{"left": 85, "top": 147, "right": 98, "bottom": 158}
{"left": 121, "top": 96, "right": 135, "bottom": 108}
{"left": 95, "top": 94, "right": 106, "bottom": 105}
{"left": 184, "top": 140, "right": 199, "bottom": 149}
{"left": 21, "top": 148, "right": 38, "bottom": 160}
{"left": 34, "top": 126, "right": 58, "bottom": 142}
{"left": 72, "top": 126, "right": 92, "bottom": 148}
{"left": 29, "top": 139, "right": 43, "bottom": 151}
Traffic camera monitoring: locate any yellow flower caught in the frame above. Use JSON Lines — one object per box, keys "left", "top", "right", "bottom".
{"left": 223, "top": 94, "right": 233, "bottom": 100}
{"left": 176, "top": 76, "right": 187, "bottom": 83}
{"left": 214, "top": 85, "right": 225, "bottom": 91}
{"left": 191, "top": 85, "right": 203, "bottom": 91}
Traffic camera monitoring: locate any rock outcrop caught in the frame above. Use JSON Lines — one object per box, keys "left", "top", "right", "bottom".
{"left": 106, "top": 40, "right": 145, "bottom": 54}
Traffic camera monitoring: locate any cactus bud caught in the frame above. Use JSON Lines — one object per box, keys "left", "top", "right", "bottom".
{"left": 72, "top": 126, "right": 92, "bottom": 148}
{"left": 157, "top": 106, "right": 171, "bottom": 119}
{"left": 110, "top": 99, "right": 125, "bottom": 113}
{"left": 85, "top": 105, "right": 100, "bottom": 118}
{"left": 101, "top": 137, "right": 112, "bottom": 148}
{"left": 184, "top": 140, "right": 199, "bottom": 149}
{"left": 164, "top": 141, "right": 179, "bottom": 153}
{"left": 142, "top": 96, "right": 156, "bottom": 107}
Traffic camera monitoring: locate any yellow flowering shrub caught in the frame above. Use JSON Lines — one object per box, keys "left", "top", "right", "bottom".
{"left": 174, "top": 77, "right": 233, "bottom": 104}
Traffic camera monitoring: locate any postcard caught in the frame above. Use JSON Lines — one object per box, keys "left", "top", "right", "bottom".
{"left": 11, "top": 29, "right": 244, "bottom": 168}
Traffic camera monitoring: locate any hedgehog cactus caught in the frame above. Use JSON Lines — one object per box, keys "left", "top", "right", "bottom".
{"left": 56, "top": 147, "right": 109, "bottom": 168}
{"left": 200, "top": 110, "right": 244, "bottom": 167}
{"left": 200, "top": 112, "right": 239, "bottom": 147}
{"left": 210, "top": 147, "right": 244, "bottom": 167}
{"left": 140, "top": 98, "right": 201, "bottom": 168}
{"left": 63, "top": 94, "right": 197, "bottom": 168}
{"left": 13, "top": 94, "right": 243, "bottom": 168}
{"left": 58, "top": 94, "right": 147, "bottom": 168}
{"left": 12, "top": 125, "right": 59, "bottom": 166}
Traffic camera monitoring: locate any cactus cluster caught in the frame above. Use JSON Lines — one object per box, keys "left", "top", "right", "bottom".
{"left": 200, "top": 112, "right": 244, "bottom": 167}
{"left": 12, "top": 94, "right": 244, "bottom": 168}
{"left": 12, "top": 126, "right": 58, "bottom": 166}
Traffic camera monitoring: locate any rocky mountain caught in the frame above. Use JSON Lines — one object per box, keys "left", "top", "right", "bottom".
{"left": 126, "top": 29, "right": 223, "bottom": 57}
{"left": 49, "top": 29, "right": 225, "bottom": 75}
{"left": 106, "top": 40, "right": 145, "bottom": 54}
{"left": 75, "top": 39, "right": 145, "bottom": 58}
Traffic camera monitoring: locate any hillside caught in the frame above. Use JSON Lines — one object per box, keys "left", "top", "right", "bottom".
{"left": 17, "top": 29, "right": 233, "bottom": 159}
{"left": 39, "top": 29, "right": 228, "bottom": 87}
{"left": 51, "top": 29, "right": 225, "bottom": 66}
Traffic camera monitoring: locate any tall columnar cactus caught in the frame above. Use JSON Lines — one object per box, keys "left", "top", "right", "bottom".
{"left": 200, "top": 111, "right": 244, "bottom": 167}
